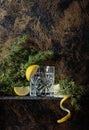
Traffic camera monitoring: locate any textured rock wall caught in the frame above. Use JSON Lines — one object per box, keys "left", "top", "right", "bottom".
{"left": 0, "top": 1, "right": 89, "bottom": 130}
{"left": 0, "top": 0, "right": 89, "bottom": 85}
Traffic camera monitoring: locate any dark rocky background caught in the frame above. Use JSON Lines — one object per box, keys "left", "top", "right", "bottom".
{"left": 0, "top": 0, "right": 89, "bottom": 130}
{"left": 0, "top": 0, "right": 89, "bottom": 84}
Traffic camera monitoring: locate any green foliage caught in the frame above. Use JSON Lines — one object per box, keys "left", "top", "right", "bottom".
{"left": 25, "top": 50, "right": 53, "bottom": 67}
{"left": 0, "top": 44, "right": 3, "bottom": 53}
{"left": 58, "top": 80, "right": 87, "bottom": 110}
{"left": 0, "top": 35, "right": 53, "bottom": 95}
{"left": 59, "top": 80, "right": 85, "bottom": 96}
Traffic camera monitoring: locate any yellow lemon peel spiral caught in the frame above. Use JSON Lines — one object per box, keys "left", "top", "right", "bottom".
{"left": 57, "top": 95, "right": 71, "bottom": 123}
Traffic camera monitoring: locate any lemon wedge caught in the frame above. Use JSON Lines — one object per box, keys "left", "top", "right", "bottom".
{"left": 14, "top": 86, "right": 30, "bottom": 96}
{"left": 26, "top": 65, "right": 39, "bottom": 81}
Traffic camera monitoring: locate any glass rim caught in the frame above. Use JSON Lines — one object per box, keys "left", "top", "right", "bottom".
{"left": 38, "top": 65, "right": 55, "bottom": 68}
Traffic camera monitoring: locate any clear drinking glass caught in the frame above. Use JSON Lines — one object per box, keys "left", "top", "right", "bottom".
{"left": 30, "top": 66, "right": 55, "bottom": 97}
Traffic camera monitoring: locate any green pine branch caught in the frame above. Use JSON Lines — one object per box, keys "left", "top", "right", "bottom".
{"left": 58, "top": 79, "right": 88, "bottom": 110}
{"left": 0, "top": 35, "right": 54, "bottom": 95}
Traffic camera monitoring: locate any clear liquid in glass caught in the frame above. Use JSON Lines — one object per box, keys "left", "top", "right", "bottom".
{"left": 30, "top": 66, "right": 55, "bottom": 97}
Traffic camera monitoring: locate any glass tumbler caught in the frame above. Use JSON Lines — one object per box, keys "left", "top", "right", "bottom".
{"left": 30, "top": 66, "right": 55, "bottom": 97}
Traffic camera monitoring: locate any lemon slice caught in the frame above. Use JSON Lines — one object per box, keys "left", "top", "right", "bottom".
{"left": 14, "top": 86, "right": 30, "bottom": 96}
{"left": 54, "top": 84, "right": 61, "bottom": 97}
{"left": 57, "top": 95, "right": 71, "bottom": 123}
{"left": 54, "top": 84, "right": 65, "bottom": 97}
{"left": 26, "top": 65, "right": 39, "bottom": 81}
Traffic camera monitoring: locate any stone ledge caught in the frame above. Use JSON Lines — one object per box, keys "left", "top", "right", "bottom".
{"left": 0, "top": 96, "right": 61, "bottom": 100}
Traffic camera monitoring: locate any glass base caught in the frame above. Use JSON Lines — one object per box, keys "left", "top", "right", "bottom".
{"left": 30, "top": 92, "right": 54, "bottom": 97}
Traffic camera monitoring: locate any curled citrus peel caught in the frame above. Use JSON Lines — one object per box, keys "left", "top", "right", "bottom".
{"left": 57, "top": 95, "right": 71, "bottom": 123}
